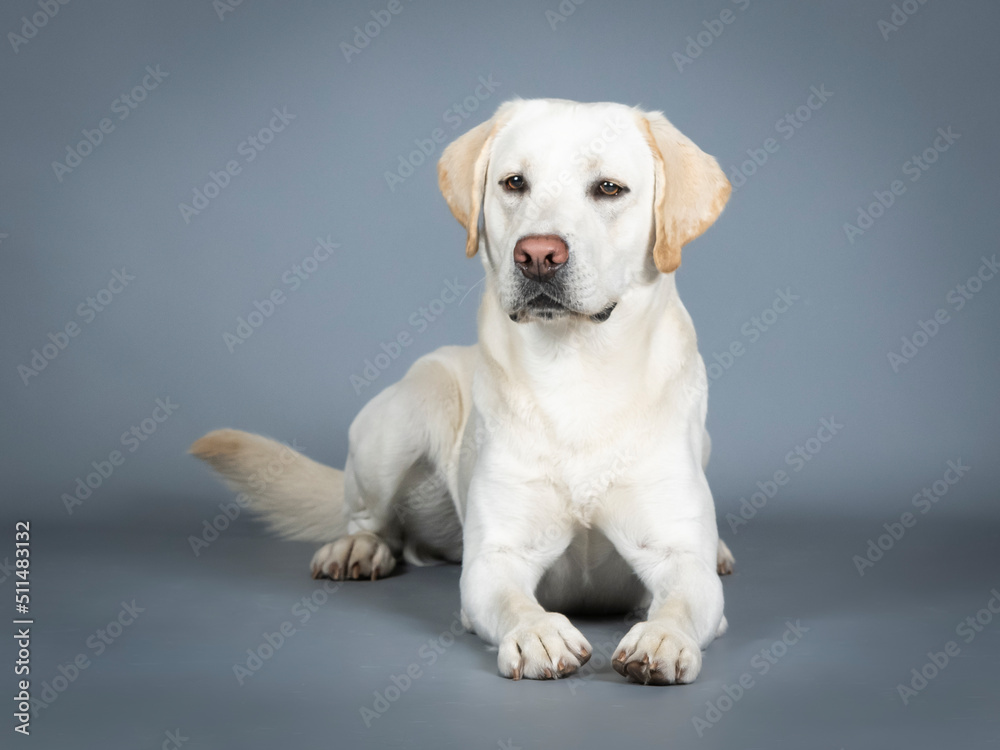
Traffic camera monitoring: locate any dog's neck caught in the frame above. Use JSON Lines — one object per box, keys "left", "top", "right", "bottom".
{"left": 477, "top": 272, "right": 698, "bottom": 398}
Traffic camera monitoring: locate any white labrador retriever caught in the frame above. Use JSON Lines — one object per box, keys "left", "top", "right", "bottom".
{"left": 191, "top": 98, "right": 734, "bottom": 685}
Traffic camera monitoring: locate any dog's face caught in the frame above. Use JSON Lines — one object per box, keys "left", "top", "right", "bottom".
{"left": 438, "top": 98, "right": 731, "bottom": 324}
{"left": 483, "top": 101, "right": 657, "bottom": 322}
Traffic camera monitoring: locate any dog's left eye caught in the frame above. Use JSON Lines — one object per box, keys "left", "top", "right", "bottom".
{"left": 596, "top": 181, "right": 625, "bottom": 196}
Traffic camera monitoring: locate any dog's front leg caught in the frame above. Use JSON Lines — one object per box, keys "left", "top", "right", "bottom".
{"left": 459, "top": 475, "right": 592, "bottom": 680}
{"left": 599, "top": 488, "right": 725, "bottom": 686}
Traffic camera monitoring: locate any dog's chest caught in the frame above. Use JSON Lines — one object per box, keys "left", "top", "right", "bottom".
{"left": 562, "top": 448, "right": 636, "bottom": 526}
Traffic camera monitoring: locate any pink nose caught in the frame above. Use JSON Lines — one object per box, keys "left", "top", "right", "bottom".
{"left": 513, "top": 235, "right": 569, "bottom": 282}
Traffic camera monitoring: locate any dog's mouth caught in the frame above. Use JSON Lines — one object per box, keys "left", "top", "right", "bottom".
{"left": 508, "top": 294, "right": 617, "bottom": 324}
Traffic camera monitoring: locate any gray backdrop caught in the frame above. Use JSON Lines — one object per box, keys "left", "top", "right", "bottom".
{"left": 1, "top": 1, "right": 998, "bottom": 748}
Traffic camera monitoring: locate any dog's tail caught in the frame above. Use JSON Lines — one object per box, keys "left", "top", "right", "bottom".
{"left": 189, "top": 429, "right": 345, "bottom": 543}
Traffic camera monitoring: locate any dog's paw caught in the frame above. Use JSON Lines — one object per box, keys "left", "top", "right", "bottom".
{"left": 612, "top": 622, "right": 702, "bottom": 685}
{"left": 717, "top": 539, "right": 735, "bottom": 576}
{"left": 310, "top": 532, "right": 396, "bottom": 581}
{"left": 497, "top": 613, "right": 592, "bottom": 680}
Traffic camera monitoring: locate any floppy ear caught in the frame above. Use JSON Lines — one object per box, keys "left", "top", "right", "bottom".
{"left": 637, "top": 111, "right": 731, "bottom": 274}
{"left": 438, "top": 105, "right": 513, "bottom": 258}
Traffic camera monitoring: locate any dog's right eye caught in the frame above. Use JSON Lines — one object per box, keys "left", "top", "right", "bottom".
{"left": 596, "top": 180, "right": 626, "bottom": 197}
{"left": 504, "top": 175, "right": 527, "bottom": 191}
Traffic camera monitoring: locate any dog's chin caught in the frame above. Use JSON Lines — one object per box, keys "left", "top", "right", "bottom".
{"left": 508, "top": 295, "right": 617, "bottom": 324}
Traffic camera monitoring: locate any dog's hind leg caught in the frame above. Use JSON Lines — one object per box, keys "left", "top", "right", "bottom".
{"left": 311, "top": 350, "right": 471, "bottom": 580}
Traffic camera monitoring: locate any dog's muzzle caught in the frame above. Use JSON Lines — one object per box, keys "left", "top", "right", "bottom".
{"left": 508, "top": 295, "right": 617, "bottom": 324}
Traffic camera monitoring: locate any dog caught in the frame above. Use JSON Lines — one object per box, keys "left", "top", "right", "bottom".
{"left": 190, "top": 98, "right": 734, "bottom": 685}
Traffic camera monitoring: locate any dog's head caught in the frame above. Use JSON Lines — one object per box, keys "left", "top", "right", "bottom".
{"left": 438, "top": 98, "right": 730, "bottom": 323}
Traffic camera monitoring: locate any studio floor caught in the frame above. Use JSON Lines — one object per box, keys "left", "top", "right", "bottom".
{"left": 21, "top": 513, "right": 1000, "bottom": 749}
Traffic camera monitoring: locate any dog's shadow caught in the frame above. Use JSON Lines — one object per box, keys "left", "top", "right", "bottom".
{"left": 309, "top": 558, "right": 661, "bottom": 684}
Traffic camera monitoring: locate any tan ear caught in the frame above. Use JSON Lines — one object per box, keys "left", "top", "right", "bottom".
{"left": 638, "top": 111, "right": 731, "bottom": 274}
{"left": 438, "top": 108, "right": 510, "bottom": 258}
